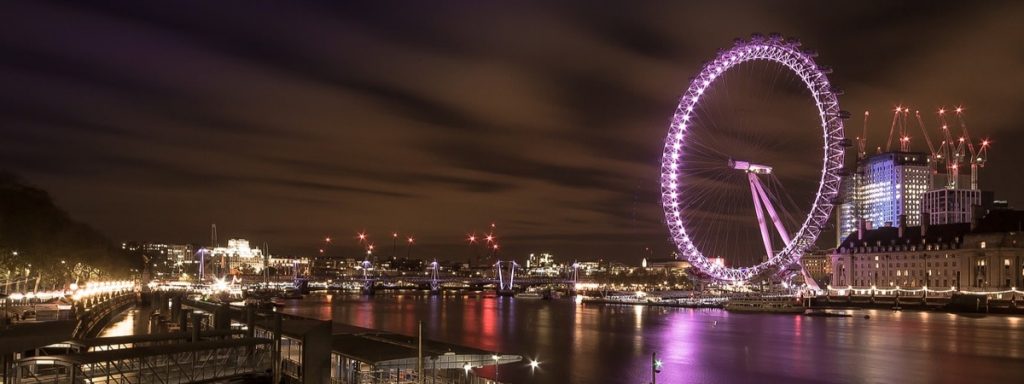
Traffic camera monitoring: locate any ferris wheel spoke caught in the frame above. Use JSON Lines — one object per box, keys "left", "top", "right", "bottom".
{"left": 660, "top": 34, "right": 845, "bottom": 282}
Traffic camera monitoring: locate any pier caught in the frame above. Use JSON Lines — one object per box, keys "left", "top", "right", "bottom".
{"left": 2, "top": 289, "right": 522, "bottom": 384}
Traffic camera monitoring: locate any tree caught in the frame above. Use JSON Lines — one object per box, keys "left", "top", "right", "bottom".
{"left": 0, "top": 171, "right": 134, "bottom": 287}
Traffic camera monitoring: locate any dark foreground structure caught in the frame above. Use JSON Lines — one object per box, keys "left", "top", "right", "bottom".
{"left": 2, "top": 291, "right": 520, "bottom": 384}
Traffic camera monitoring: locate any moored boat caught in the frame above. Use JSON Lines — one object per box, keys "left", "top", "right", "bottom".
{"left": 515, "top": 291, "right": 545, "bottom": 299}
{"left": 725, "top": 296, "right": 805, "bottom": 313}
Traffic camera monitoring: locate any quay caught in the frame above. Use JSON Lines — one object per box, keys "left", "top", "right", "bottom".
{"left": 578, "top": 289, "right": 1024, "bottom": 315}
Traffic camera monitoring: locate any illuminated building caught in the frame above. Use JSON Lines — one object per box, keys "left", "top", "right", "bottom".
{"left": 831, "top": 209, "right": 1024, "bottom": 290}
{"left": 123, "top": 242, "right": 195, "bottom": 278}
{"left": 800, "top": 251, "right": 832, "bottom": 284}
{"left": 575, "top": 261, "right": 603, "bottom": 275}
{"left": 838, "top": 152, "right": 931, "bottom": 243}
{"left": 525, "top": 253, "right": 561, "bottom": 276}
{"left": 209, "top": 239, "right": 266, "bottom": 275}
{"left": 645, "top": 258, "right": 692, "bottom": 276}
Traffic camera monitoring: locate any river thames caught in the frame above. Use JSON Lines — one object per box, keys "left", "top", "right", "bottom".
{"left": 279, "top": 292, "right": 1024, "bottom": 384}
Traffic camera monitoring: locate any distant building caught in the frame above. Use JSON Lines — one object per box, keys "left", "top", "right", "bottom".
{"left": 831, "top": 209, "right": 1024, "bottom": 290}
{"left": 267, "top": 256, "right": 311, "bottom": 277}
{"left": 209, "top": 239, "right": 266, "bottom": 275}
{"left": 921, "top": 188, "right": 994, "bottom": 225}
{"left": 124, "top": 242, "right": 195, "bottom": 279}
{"left": 575, "top": 261, "right": 603, "bottom": 275}
{"left": 607, "top": 262, "right": 634, "bottom": 275}
{"left": 838, "top": 151, "right": 931, "bottom": 244}
{"left": 525, "top": 253, "right": 562, "bottom": 276}
{"left": 801, "top": 251, "right": 832, "bottom": 285}
{"left": 645, "top": 258, "right": 691, "bottom": 276}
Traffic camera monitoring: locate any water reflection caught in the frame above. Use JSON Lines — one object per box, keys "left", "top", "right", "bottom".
{"left": 281, "top": 293, "right": 1024, "bottom": 384}
{"left": 99, "top": 309, "right": 137, "bottom": 337}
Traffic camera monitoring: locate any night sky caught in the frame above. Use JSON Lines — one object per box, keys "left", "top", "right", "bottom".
{"left": 2, "top": 1, "right": 1023, "bottom": 263}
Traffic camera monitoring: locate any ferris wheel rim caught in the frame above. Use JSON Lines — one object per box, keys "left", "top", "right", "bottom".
{"left": 660, "top": 35, "right": 845, "bottom": 282}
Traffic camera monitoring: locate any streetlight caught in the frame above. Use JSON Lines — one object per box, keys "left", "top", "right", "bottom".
{"left": 492, "top": 354, "right": 500, "bottom": 381}
{"left": 392, "top": 232, "right": 398, "bottom": 259}
{"left": 651, "top": 352, "right": 662, "bottom": 384}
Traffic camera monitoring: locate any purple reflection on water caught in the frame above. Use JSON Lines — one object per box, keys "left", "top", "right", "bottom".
{"left": 281, "top": 293, "right": 1024, "bottom": 384}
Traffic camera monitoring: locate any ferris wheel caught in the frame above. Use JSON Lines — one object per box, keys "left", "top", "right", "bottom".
{"left": 660, "top": 34, "right": 846, "bottom": 282}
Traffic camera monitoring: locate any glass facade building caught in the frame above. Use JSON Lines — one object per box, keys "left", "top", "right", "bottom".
{"left": 838, "top": 152, "right": 931, "bottom": 243}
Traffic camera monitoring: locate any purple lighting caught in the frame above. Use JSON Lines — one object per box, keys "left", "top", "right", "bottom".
{"left": 659, "top": 34, "right": 845, "bottom": 282}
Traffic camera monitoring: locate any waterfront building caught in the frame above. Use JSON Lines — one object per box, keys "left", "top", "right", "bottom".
{"left": 800, "top": 251, "right": 832, "bottom": 285}
{"left": 831, "top": 209, "right": 1024, "bottom": 290}
{"left": 209, "top": 239, "right": 266, "bottom": 275}
{"left": 838, "top": 151, "right": 931, "bottom": 244}
{"left": 267, "top": 256, "right": 311, "bottom": 277}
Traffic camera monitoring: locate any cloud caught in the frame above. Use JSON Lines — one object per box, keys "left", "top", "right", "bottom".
{"left": 1, "top": 0, "right": 1021, "bottom": 262}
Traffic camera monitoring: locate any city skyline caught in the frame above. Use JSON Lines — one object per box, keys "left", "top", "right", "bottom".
{"left": 2, "top": 1, "right": 1024, "bottom": 261}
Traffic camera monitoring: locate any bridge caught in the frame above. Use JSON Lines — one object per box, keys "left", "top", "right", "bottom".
{"left": 318, "top": 259, "right": 580, "bottom": 294}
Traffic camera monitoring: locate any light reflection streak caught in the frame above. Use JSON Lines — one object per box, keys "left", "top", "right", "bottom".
{"left": 634, "top": 305, "right": 643, "bottom": 330}
{"left": 100, "top": 309, "right": 137, "bottom": 338}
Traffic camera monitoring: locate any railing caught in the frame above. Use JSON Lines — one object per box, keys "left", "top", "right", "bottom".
{"left": 14, "top": 338, "right": 272, "bottom": 384}
{"left": 71, "top": 293, "right": 137, "bottom": 339}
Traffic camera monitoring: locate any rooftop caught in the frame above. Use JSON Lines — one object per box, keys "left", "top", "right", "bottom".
{"left": 331, "top": 331, "right": 521, "bottom": 369}
{"left": 838, "top": 209, "right": 1024, "bottom": 251}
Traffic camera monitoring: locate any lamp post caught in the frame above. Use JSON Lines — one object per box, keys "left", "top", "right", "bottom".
{"left": 492, "top": 354, "right": 500, "bottom": 381}
{"left": 651, "top": 352, "right": 662, "bottom": 384}
{"left": 392, "top": 232, "right": 399, "bottom": 259}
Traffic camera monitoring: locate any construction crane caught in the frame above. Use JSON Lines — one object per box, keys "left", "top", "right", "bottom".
{"left": 913, "top": 110, "right": 940, "bottom": 177}
{"left": 937, "top": 108, "right": 962, "bottom": 189}
{"left": 954, "top": 107, "right": 990, "bottom": 191}
{"left": 857, "top": 111, "right": 869, "bottom": 160}
{"left": 885, "top": 106, "right": 912, "bottom": 152}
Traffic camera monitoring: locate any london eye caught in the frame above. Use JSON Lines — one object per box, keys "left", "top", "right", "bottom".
{"left": 660, "top": 34, "right": 846, "bottom": 283}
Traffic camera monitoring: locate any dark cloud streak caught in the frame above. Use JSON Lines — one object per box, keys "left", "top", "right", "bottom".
{"left": 1, "top": 0, "right": 1022, "bottom": 262}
